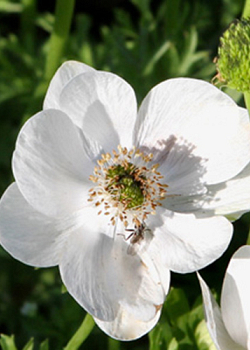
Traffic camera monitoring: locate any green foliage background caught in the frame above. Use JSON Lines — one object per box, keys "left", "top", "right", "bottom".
{"left": 0, "top": 0, "right": 249, "bottom": 349}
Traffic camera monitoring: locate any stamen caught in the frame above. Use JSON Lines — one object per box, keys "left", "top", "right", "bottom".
{"left": 88, "top": 145, "right": 168, "bottom": 226}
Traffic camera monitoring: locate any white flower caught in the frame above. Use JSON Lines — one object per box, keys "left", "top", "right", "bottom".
{"left": 198, "top": 245, "right": 250, "bottom": 350}
{"left": 0, "top": 61, "right": 250, "bottom": 340}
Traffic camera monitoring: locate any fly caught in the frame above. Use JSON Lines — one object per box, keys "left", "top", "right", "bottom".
{"left": 119, "top": 222, "right": 153, "bottom": 256}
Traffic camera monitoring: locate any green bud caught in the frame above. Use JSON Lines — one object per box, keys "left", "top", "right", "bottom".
{"left": 216, "top": 19, "right": 250, "bottom": 92}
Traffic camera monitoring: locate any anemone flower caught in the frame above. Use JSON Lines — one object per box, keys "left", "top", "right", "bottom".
{"left": 0, "top": 61, "right": 250, "bottom": 340}
{"left": 198, "top": 245, "right": 250, "bottom": 350}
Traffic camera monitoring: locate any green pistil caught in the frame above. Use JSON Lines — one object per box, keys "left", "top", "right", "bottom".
{"left": 107, "top": 164, "right": 135, "bottom": 178}
{"left": 119, "top": 176, "right": 144, "bottom": 208}
{"left": 106, "top": 164, "right": 145, "bottom": 208}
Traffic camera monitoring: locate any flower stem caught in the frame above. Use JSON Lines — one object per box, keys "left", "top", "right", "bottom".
{"left": 242, "top": 0, "right": 250, "bottom": 247}
{"left": 108, "top": 338, "right": 121, "bottom": 350}
{"left": 242, "top": 0, "right": 250, "bottom": 113}
{"left": 244, "top": 91, "right": 250, "bottom": 113}
{"left": 44, "top": 0, "right": 75, "bottom": 81}
{"left": 21, "top": 0, "right": 36, "bottom": 52}
{"left": 247, "top": 227, "right": 250, "bottom": 245}
{"left": 242, "top": 0, "right": 250, "bottom": 18}
{"left": 63, "top": 313, "right": 95, "bottom": 350}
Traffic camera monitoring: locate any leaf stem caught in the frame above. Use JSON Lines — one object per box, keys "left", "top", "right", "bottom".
{"left": 44, "top": 0, "right": 75, "bottom": 81}
{"left": 63, "top": 313, "right": 95, "bottom": 350}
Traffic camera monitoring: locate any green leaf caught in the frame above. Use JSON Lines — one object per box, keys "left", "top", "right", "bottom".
{"left": 0, "top": 334, "right": 18, "bottom": 350}
{"left": 149, "top": 320, "right": 177, "bottom": 350}
{"left": 39, "top": 339, "right": 49, "bottom": 350}
{"left": 168, "top": 337, "right": 179, "bottom": 350}
{"left": 36, "top": 13, "right": 54, "bottom": 33}
{"left": 194, "top": 320, "right": 217, "bottom": 350}
{"left": 143, "top": 40, "right": 171, "bottom": 76}
{"left": 63, "top": 314, "right": 95, "bottom": 350}
{"left": 165, "top": 288, "right": 190, "bottom": 326}
{"left": 22, "top": 338, "right": 34, "bottom": 350}
{"left": 0, "top": 1, "right": 22, "bottom": 13}
{"left": 149, "top": 323, "right": 164, "bottom": 350}
{"left": 61, "top": 283, "right": 68, "bottom": 294}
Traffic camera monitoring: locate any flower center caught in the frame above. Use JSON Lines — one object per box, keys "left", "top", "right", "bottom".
{"left": 106, "top": 163, "right": 145, "bottom": 209}
{"left": 88, "top": 145, "right": 168, "bottom": 227}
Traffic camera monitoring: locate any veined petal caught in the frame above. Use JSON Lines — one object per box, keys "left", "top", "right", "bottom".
{"left": 197, "top": 273, "right": 244, "bottom": 350}
{"left": 135, "top": 78, "right": 250, "bottom": 185}
{"left": 156, "top": 135, "right": 207, "bottom": 198}
{"left": 94, "top": 305, "right": 161, "bottom": 341}
{"left": 43, "top": 61, "right": 95, "bottom": 110}
{"left": 58, "top": 70, "right": 137, "bottom": 150}
{"left": 221, "top": 246, "right": 250, "bottom": 349}
{"left": 13, "top": 109, "right": 93, "bottom": 218}
{"left": 59, "top": 216, "right": 168, "bottom": 324}
{"left": 149, "top": 208, "right": 233, "bottom": 273}
{"left": 195, "top": 162, "right": 250, "bottom": 220}
{"left": 0, "top": 183, "right": 66, "bottom": 267}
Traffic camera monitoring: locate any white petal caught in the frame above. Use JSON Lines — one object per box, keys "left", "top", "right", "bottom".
{"left": 135, "top": 78, "right": 250, "bottom": 185}
{"left": 58, "top": 70, "right": 137, "bottom": 150}
{"left": 0, "top": 183, "right": 66, "bottom": 267}
{"left": 155, "top": 135, "right": 207, "bottom": 198}
{"left": 221, "top": 245, "right": 250, "bottom": 349}
{"left": 13, "top": 109, "right": 92, "bottom": 217}
{"left": 43, "top": 61, "right": 95, "bottom": 110}
{"left": 197, "top": 273, "right": 244, "bottom": 350}
{"left": 195, "top": 162, "right": 250, "bottom": 219}
{"left": 141, "top": 238, "right": 171, "bottom": 295}
{"left": 148, "top": 208, "right": 233, "bottom": 273}
{"left": 94, "top": 305, "right": 161, "bottom": 340}
{"left": 59, "top": 217, "right": 168, "bottom": 324}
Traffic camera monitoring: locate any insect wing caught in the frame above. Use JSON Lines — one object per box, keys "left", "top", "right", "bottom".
{"left": 127, "top": 238, "right": 143, "bottom": 256}
{"left": 127, "top": 228, "right": 153, "bottom": 256}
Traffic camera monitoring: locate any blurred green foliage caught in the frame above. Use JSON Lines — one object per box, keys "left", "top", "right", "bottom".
{"left": 0, "top": 0, "right": 248, "bottom": 349}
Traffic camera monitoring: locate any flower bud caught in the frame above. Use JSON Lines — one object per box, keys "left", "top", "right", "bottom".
{"left": 216, "top": 19, "right": 250, "bottom": 92}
